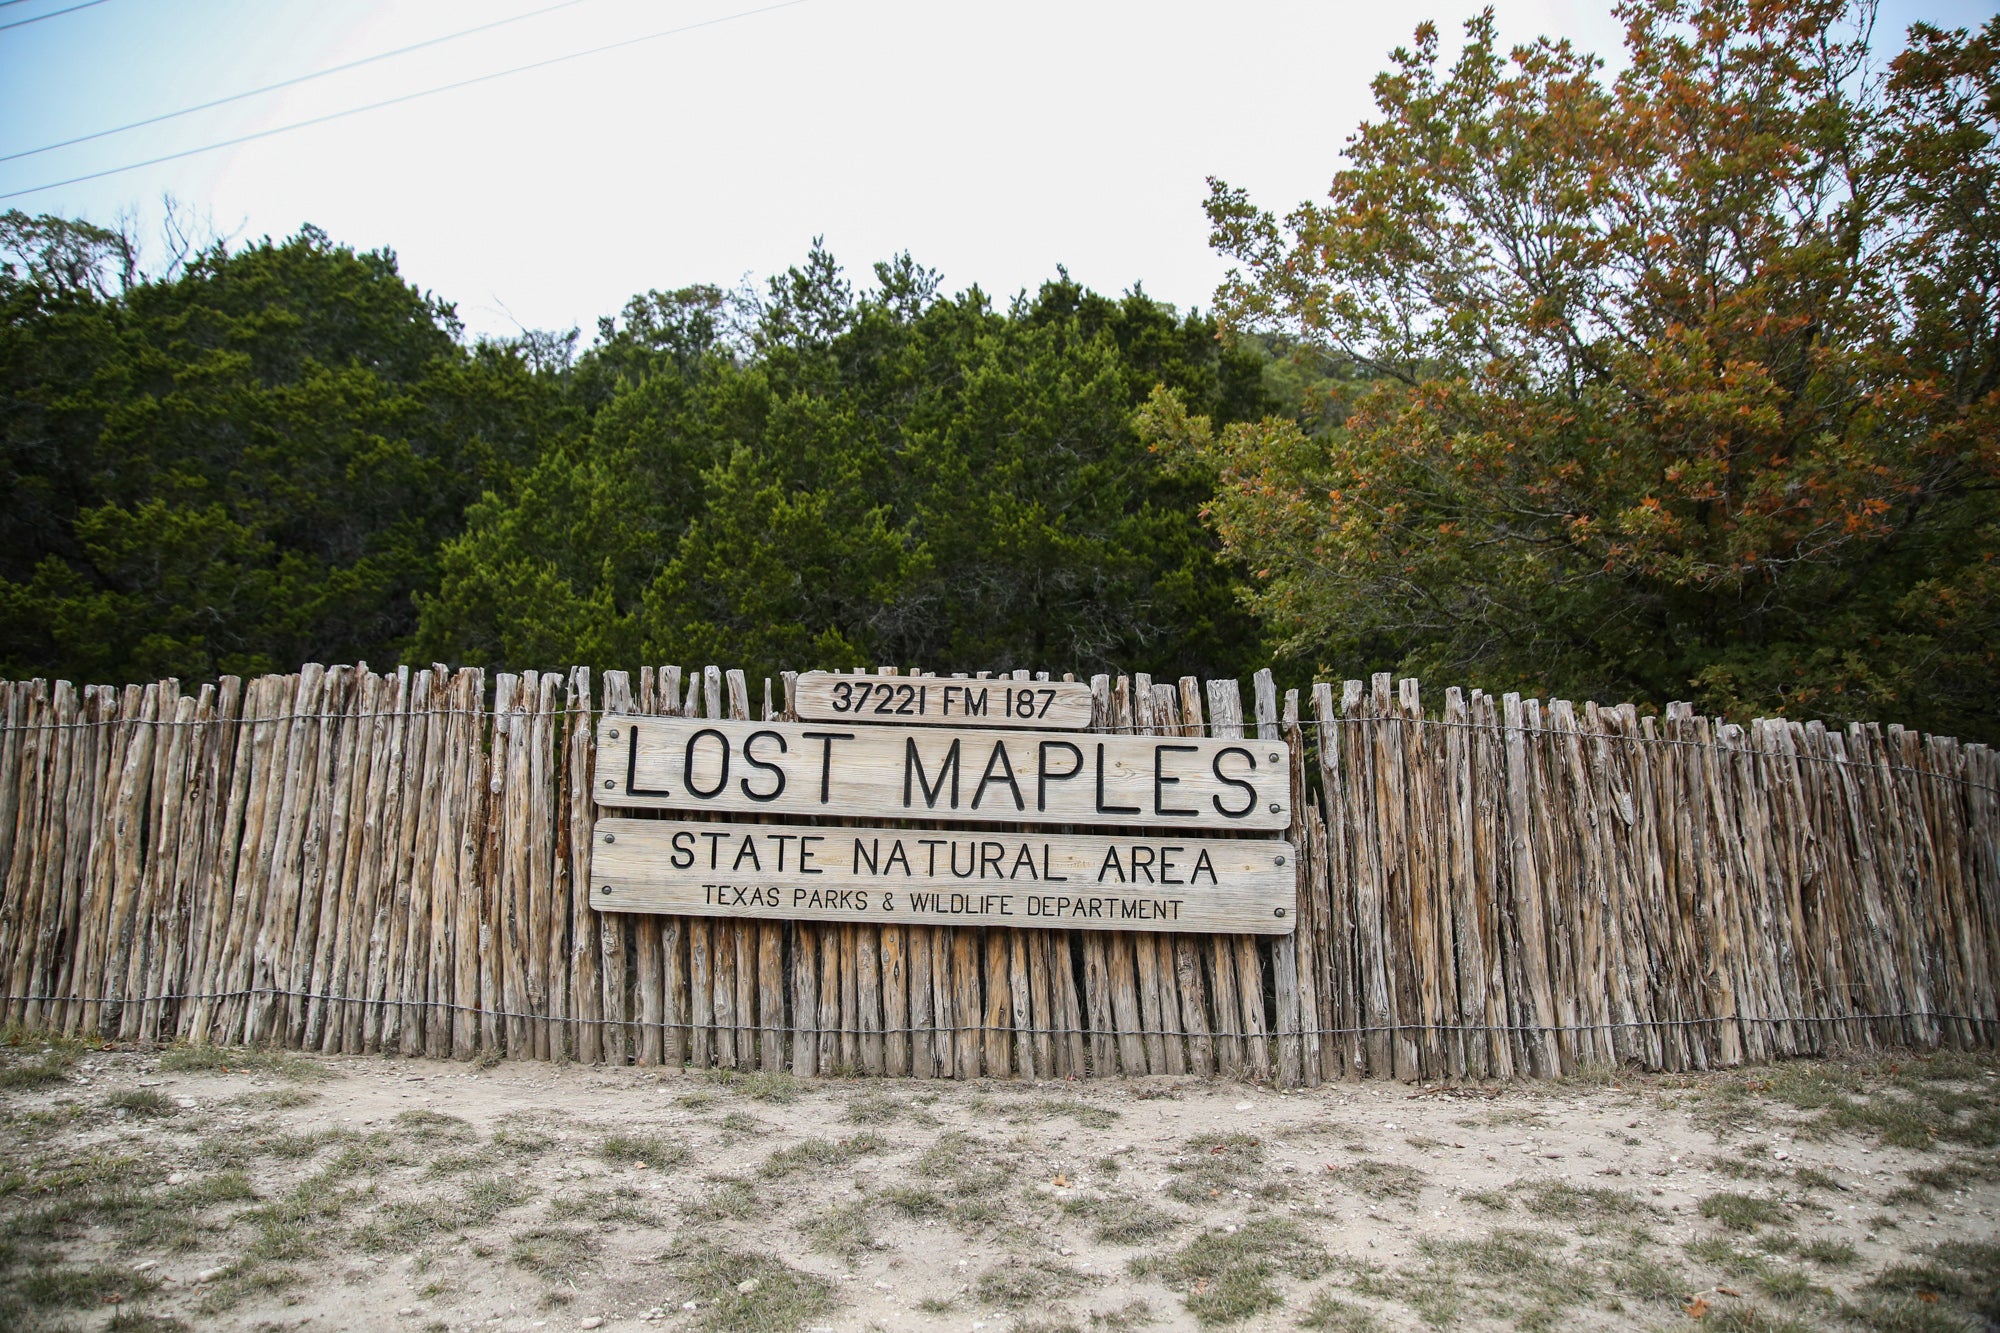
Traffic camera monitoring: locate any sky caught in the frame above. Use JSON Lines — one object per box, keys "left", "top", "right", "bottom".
{"left": 1, "top": 0, "right": 1990, "bottom": 342}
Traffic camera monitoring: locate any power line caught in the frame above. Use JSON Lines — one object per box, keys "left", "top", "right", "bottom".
{"left": 0, "top": 0, "right": 810, "bottom": 202}
{"left": 0, "top": 0, "right": 110, "bottom": 31}
{"left": 3, "top": 0, "right": 603, "bottom": 165}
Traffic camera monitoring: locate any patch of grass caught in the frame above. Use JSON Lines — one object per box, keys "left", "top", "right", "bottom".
{"left": 1329, "top": 1160, "right": 1426, "bottom": 1201}
{"left": 1700, "top": 1191, "right": 1788, "bottom": 1232}
{"left": 1715, "top": 1154, "right": 1787, "bottom": 1181}
{"left": 882, "top": 1186, "right": 948, "bottom": 1218}
{"left": 1009, "top": 1097, "right": 1121, "bottom": 1129}
{"left": 7, "top": 1261, "right": 158, "bottom": 1311}
{"left": 803, "top": 1199, "right": 876, "bottom": 1258}
{"left": 1603, "top": 1248, "right": 1688, "bottom": 1303}
{"left": 1060, "top": 1192, "right": 1181, "bottom": 1244}
{"left": 352, "top": 1174, "right": 534, "bottom": 1252}
{"left": 1755, "top": 1266, "right": 1822, "bottom": 1301}
{"left": 1856, "top": 1240, "right": 2000, "bottom": 1330}
{"left": 394, "top": 1108, "right": 477, "bottom": 1141}
{"left": 843, "top": 1091, "right": 920, "bottom": 1125}
{"left": 548, "top": 1184, "right": 664, "bottom": 1229}
{"left": 1164, "top": 1132, "right": 1275, "bottom": 1205}
{"left": 1090, "top": 1299, "right": 1156, "bottom": 1329}
{"left": 598, "top": 1132, "right": 688, "bottom": 1169}
{"left": 682, "top": 1177, "right": 762, "bottom": 1222}
{"left": 1700, "top": 1303, "right": 1825, "bottom": 1332}
{"left": 974, "top": 1257, "right": 1099, "bottom": 1309}
{"left": 158, "top": 1043, "right": 330, "bottom": 1081}
{"left": 422, "top": 1148, "right": 499, "bottom": 1177}
{"left": 104, "top": 1088, "right": 179, "bottom": 1118}
{"left": 0, "top": 1051, "right": 73, "bottom": 1089}
{"left": 1685, "top": 1234, "right": 1774, "bottom": 1281}
{"left": 1459, "top": 1188, "right": 1510, "bottom": 1212}
{"left": 103, "top": 1314, "right": 191, "bottom": 1332}
{"left": 703, "top": 1068, "right": 802, "bottom": 1103}
{"left": 489, "top": 1115, "right": 556, "bottom": 1158}
{"left": 1694, "top": 1080, "right": 1769, "bottom": 1138}
{"left": 1130, "top": 1218, "right": 1326, "bottom": 1326}
{"left": 1798, "top": 1237, "right": 1858, "bottom": 1267}
{"left": 1396, "top": 1228, "right": 1606, "bottom": 1331}
{"left": 658, "top": 1239, "right": 836, "bottom": 1333}
{"left": 759, "top": 1131, "right": 887, "bottom": 1178}
{"left": 509, "top": 1226, "right": 599, "bottom": 1286}
{"left": 190, "top": 1262, "right": 302, "bottom": 1315}
{"left": 235, "top": 1086, "right": 316, "bottom": 1110}
{"left": 1516, "top": 1178, "right": 1656, "bottom": 1222}
{"left": 1298, "top": 1290, "right": 1384, "bottom": 1331}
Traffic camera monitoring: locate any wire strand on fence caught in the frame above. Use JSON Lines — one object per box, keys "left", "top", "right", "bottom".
{"left": 2, "top": 990, "right": 1988, "bottom": 1043}
{"left": 2, "top": 703, "right": 1991, "bottom": 795}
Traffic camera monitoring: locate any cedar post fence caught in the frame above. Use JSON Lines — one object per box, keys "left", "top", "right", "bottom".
{"left": 0, "top": 664, "right": 1992, "bottom": 1082}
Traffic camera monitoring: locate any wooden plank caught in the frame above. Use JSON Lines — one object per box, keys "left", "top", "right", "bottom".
{"left": 5, "top": 682, "right": 57, "bottom": 1029}
{"left": 303, "top": 671, "right": 366, "bottom": 1050}
{"left": 906, "top": 924, "right": 933, "bottom": 1077}
{"left": 791, "top": 918, "right": 819, "bottom": 1076}
{"left": 359, "top": 670, "right": 408, "bottom": 1053}
{"left": 882, "top": 923, "right": 908, "bottom": 1076}
{"left": 564, "top": 667, "right": 601, "bottom": 1063}
{"left": 451, "top": 669, "right": 490, "bottom": 1059}
{"left": 501, "top": 674, "right": 537, "bottom": 1058}
{"left": 857, "top": 923, "right": 884, "bottom": 1075}
{"left": 530, "top": 672, "right": 562, "bottom": 1061}
{"left": 593, "top": 819, "right": 1297, "bottom": 934}
{"left": 795, "top": 672, "right": 1093, "bottom": 730}
{"left": 838, "top": 923, "right": 859, "bottom": 1073}
{"left": 952, "top": 927, "right": 981, "bottom": 1078}
{"left": 733, "top": 918, "right": 756, "bottom": 1071}
{"left": 688, "top": 917, "right": 714, "bottom": 1068}
{"left": 819, "top": 921, "right": 843, "bottom": 1073}
{"left": 595, "top": 717, "right": 1292, "bottom": 831}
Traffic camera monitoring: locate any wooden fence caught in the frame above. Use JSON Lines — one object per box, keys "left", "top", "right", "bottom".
{"left": 0, "top": 663, "right": 1992, "bottom": 1084}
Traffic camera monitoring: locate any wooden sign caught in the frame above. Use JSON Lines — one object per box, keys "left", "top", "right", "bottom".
{"left": 590, "top": 818, "right": 1297, "bottom": 934}
{"left": 593, "top": 716, "right": 1291, "bottom": 831}
{"left": 794, "top": 672, "right": 1095, "bottom": 730}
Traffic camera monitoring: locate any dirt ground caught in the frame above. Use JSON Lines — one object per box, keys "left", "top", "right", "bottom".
{"left": 2, "top": 1031, "right": 1996, "bottom": 1333}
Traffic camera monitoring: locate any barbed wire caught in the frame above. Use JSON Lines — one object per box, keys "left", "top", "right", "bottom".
{"left": 2, "top": 988, "right": 1988, "bottom": 1044}
{"left": 0, "top": 704, "right": 1989, "bottom": 795}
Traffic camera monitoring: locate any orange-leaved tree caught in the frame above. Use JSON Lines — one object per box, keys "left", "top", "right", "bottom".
{"left": 1142, "top": 0, "right": 1999, "bottom": 738}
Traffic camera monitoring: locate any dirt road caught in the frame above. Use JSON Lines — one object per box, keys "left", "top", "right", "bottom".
{"left": 2, "top": 1033, "right": 1994, "bottom": 1331}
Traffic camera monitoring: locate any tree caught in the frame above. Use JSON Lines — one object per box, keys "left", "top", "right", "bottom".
{"left": 1143, "top": 0, "right": 2000, "bottom": 738}
{"left": 0, "top": 226, "right": 552, "bottom": 681}
{"left": 422, "top": 246, "right": 1282, "bottom": 682}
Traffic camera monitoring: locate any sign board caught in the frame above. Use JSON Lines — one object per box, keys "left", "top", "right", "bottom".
{"left": 794, "top": 671, "right": 1095, "bottom": 730}
{"left": 594, "top": 716, "right": 1291, "bottom": 831}
{"left": 591, "top": 817, "right": 1297, "bottom": 934}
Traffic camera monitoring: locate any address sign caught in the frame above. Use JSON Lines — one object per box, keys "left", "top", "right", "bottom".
{"left": 793, "top": 671, "right": 1095, "bottom": 729}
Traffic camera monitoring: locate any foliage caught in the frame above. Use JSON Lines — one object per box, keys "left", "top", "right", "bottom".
{"left": 1145, "top": 0, "right": 2000, "bottom": 738}
{"left": 419, "top": 247, "right": 1280, "bottom": 681}
{"left": 2, "top": 212, "right": 1277, "bottom": 686}
{"left": 0, "top": 222, "right": 563, "bottom": 682}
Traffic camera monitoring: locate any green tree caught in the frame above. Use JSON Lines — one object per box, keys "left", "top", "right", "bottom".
{"left": 1144, "top": 0, "right": 2000, "bottom": 738}
{"left": 426, "top": 245, "right": 1281, "bottom": 682}
{"left": 0, "top": 223, "right": 552, "bottom": 680}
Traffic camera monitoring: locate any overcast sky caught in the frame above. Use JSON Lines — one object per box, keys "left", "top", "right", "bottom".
{"left": 2, "top": 0, "right": 1987, "bottom": 341}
